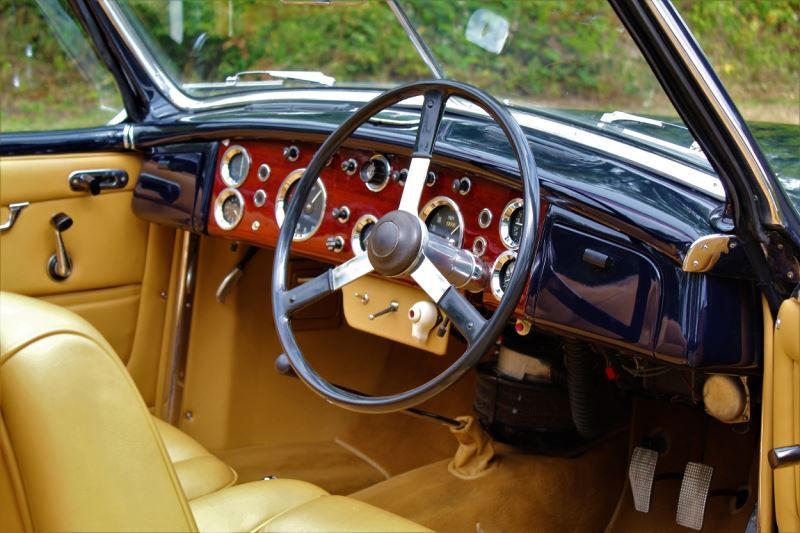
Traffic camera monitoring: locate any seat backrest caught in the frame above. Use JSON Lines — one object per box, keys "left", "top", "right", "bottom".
{"left": 0, "top": 291, "right": 196, "bottom": 532}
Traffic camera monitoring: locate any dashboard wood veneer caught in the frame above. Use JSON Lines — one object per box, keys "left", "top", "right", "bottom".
{"left": 207, "top": 139, "right": 541, "bottom": 317}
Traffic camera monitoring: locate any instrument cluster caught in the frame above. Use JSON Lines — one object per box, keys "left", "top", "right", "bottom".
{"left": 208, "top": 139, "right": 536, "bottom": 312}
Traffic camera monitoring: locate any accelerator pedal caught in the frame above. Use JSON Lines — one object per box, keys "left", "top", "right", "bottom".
{"left": 629, "top": 446, "right": 658, "bottom": 512}
{"left": 676, "top": 462, "right": 713, "bottom": 530}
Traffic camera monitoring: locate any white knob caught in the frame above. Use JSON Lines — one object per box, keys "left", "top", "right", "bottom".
{"left": 408, "top": 301, "right": 438, "bottom": 344}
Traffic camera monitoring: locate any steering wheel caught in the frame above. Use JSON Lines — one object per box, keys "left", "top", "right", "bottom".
{"left": 272, "top": 80, "right": 539, "bottom": 413}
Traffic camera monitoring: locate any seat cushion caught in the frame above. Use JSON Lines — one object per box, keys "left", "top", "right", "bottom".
{"left": 153, "top": 417, "right": 237, "bottom": 500}
{"left": 263, "top": 495, "right": 432, "bottom": 532}
{"left": 190, "top": 480, "right": 431, "bottom": 533}
{"left": 190, "top": 479, "right": 328, "bottom": 532}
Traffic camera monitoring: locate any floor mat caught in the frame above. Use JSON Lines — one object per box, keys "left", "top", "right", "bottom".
{"left": 216, "top": 440, "right": 388, "bottom": 495}
{"left": 351, "top": 432, "right": 628, "bottom": 533}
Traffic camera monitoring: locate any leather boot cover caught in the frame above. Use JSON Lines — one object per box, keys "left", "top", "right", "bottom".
{"left": 447, "top": 415, "right": 497, "bottom": 480}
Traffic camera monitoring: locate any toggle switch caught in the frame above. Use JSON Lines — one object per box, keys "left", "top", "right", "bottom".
{"left": 369, "top": 301, "right": 399, "bottom": 320}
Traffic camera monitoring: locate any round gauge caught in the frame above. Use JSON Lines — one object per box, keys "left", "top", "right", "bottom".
{"left": 491, "top": 251, "right": 517, "bottom": 301}
{"left": 220, "top": 145, "right": 251, "bottom": 188}
{"left": 499, "top": 198, "right": 524, "bottom": 250}
{"left": 214, "top": 188, "right": 245, "bottom": 231}
{"left": 420, "top": 196, "right": 464, "bottom": 247}
{"left": 351, "top": 214, "right": 378, "bottom": 255}
{"left": 275, "top": 169, "right": 327, "bottom": 242}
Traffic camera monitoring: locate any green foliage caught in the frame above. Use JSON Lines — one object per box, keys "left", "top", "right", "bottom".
{"left": 0, "top": 0, "right": 797, "bottom": 132}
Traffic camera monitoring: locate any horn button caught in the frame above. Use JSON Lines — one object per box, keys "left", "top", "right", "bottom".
{"left": 367, "top": 210, "right": 423, "bottom": 277}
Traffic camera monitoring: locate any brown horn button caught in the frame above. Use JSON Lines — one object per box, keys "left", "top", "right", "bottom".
{"left": 367, "top": 210, "right": 423, "bottom": 277}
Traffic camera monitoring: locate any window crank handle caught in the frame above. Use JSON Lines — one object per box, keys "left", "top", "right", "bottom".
{"left": 48, "top": 213, "right": 73, "bottom": 281}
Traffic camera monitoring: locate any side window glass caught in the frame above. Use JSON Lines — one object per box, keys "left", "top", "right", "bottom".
{"left": 0, "top": 0, "right": 124, "bottom": 132}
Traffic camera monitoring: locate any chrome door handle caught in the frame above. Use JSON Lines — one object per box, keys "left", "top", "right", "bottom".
{"left": 0, "top": 202, "right": 29, "bottom": 233}
{"left": 68, "top": 169, "right": 129, "bottom": 195}
{"left": 48, "top": 213, "right": 73, "bottom": 281}
{"left": 769, "top": 445, "right": 800, "bottom": 469}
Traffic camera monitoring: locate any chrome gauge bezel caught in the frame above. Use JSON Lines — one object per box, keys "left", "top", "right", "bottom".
{"left": 350, "top": 214, "right": 378, "bottom": 256}
{"left": 490, "top": 250, "right": 517, "bottom": 301}
{"left": 214, "top": 187, "right": 245, "bottom": 231}
{"left": 274, "top": 168, "right": 327, "bottom": 242}
{"left": 362, "top": 154, "right": 392, "bottom": 192}
{"left": 499, "top": 198, "right": 524, "bottom": 250}
{"left": 220, "top": 145, "right": 251, "bottom": 188}
{"left": 419, "top": 195, "right": 464, "bottom": 248}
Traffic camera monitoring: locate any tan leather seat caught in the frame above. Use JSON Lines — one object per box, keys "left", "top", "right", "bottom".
{"left": 152, "top": 416, "right": 238, "bottom": 500}
{"left": 0, "top": 292, "right": 429, "bottom": 532}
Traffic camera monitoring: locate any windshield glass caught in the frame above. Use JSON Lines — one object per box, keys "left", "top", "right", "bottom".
{"left": 118, "top": 0, "right": 431, "bottom": 95}
{"left": 117, "top": 1, "right": 797, "bottom": 210}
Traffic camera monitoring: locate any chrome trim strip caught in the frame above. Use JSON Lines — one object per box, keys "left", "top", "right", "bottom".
{"left": 648, "top": 0, "right": 780, "bottom": 223}
{"left": 98, "top": 0, "right": 725, "bottom": 201}
{"left": 164, "top": 231, "right": 199, "bottom": 424}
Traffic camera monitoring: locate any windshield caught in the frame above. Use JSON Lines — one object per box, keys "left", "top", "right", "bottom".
{"left": 116, "top": 0, "right": 797, "bottom": 210}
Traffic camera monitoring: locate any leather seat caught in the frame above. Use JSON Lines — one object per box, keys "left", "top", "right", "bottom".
{"left": 152, "top": 415, "right": 238, "bottom": 500}
{"left": 0, "top": 292, "right": 428, "bottom": 532}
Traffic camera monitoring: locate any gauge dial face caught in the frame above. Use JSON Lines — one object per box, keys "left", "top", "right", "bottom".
{"left": 420, "top": 197, "right": 464, "bottom": 247}
{"left": 214, "top": 188, "right": 245, "bottom": 231}
{"left": 351, "top": 214, "right": 378, "bottom": 255}
{"left": 491, "top": 251, "right": 517, "bottom": 301}
{"left": 220, "top": 145, "right": 251, "bottom": 187}
{"left": 275, "top": 169, "right": 327, "bottom": 241}
{"left": 499, "top": 258, "right": 516, "bottom": 294}
{"left": 500, "top": 198, "right": 524, "bottom": 249}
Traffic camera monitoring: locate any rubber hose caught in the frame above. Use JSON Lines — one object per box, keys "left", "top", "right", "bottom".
{"left": 564, "top": 338, "right": 603, "bottom": 439}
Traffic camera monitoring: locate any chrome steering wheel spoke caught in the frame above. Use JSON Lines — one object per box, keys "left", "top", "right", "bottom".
{"left": 398, "top": 89, "right": 447, "bottom": 214}
{"left": 410, "top": 257, "right": 486, "bottom": 345}
{"left": 284, "top": 253, "right": 373, "bottom": 314}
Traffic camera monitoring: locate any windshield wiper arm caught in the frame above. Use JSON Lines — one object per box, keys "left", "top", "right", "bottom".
{"left": 598, "top": 111, "right": 707, "bottom": 161}
{"left": 225, "top": 70, "right": 335, "bottom": 87}
{"left": 385, "top": 0, "right": 443, "bottom": 79}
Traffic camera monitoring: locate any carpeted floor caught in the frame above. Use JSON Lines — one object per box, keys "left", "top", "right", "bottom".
{"left": 351, "top": 433, "right": 628, "bottom": 533}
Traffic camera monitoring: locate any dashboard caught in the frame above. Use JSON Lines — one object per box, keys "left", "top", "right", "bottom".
{"left": 130, "top": 110, "right": 758, "bottom": 371}
{"left": 206, "top": 140, "right": 542, "bottom": 312}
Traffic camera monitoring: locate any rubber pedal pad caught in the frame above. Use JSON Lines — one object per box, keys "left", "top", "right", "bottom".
{"left": 676, "top": 461, "right": 714, "bottom": 530}
{"left": 628, "top": 446, "right": 658, "bottom": 513}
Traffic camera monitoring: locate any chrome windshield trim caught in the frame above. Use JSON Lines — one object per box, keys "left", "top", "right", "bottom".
{"left": 648, "top": 0, "right": 781, "bottom": 223}
{"left": 98, "top": 0, "right": 724, "bottom": 201}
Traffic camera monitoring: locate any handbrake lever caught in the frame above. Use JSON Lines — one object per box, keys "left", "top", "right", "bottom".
{"left": 216, "top": 246, "right": 259, "bottom": 303}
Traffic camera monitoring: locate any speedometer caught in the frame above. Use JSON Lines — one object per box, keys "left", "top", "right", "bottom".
{"left": 275, "top": 169, "right": 327, "bottom": 241}
{"left": 420, "top": 196, "right": 464, "bottom": 247}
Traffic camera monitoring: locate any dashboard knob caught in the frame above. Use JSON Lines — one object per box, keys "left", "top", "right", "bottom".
{"left": 341, "top": 158, "right": 358, "bottom": 175}
{"left": 452, "top": 176, "right": 472, "bottom": 195}
{"left": 395, "top": 168, "right": 409, "bottom": 186}
{"left": 360, "top": 155, "right": 391, "bottom": 191}
{"left": 325, "top": 235, "right": 345, "bottom": 253}
{"left": 283, "top": 145, "right": 300, "bottom": 161}
{"left": 331, "top": 206, "right": 350, "bottom": 223}
{"left": 425, "top": 171, "right": 437, "bottom": 187}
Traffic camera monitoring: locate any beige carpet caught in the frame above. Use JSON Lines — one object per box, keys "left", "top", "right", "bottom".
{"left": 352, "top": 434, "right": 628, "bottom": 533}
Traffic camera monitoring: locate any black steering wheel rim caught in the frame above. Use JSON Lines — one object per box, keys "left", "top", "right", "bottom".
{"left": 271, "top": 79, "right": 539, "bottom": 413}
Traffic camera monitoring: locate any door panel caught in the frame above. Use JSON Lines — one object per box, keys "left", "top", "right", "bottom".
{"left": 0, "top": 152, "right": 175, "bottom": 406}
{"left": 772, "top": 296, "right": 800, "bottom": 530}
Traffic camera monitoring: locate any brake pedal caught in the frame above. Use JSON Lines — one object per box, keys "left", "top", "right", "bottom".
{"left": 629, "top": 446, "right": 658, "bottom": 512}
{"left": 676, "top": 462, "right": 713, "bottom": 530}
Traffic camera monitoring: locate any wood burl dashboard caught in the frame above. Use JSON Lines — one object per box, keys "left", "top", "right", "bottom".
{"left": 207, "top": 139, "right": 542, "bottom": 314}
